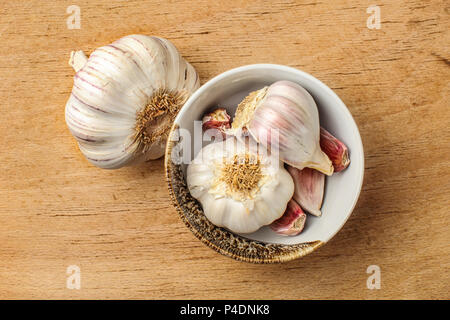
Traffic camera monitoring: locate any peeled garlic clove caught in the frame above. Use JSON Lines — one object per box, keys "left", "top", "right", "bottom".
{"left": 187, "top": 137, "right": 294, "bottom": 234}
{"left": 232, "top": 80, "right": 333, "bottom": 175}
{"left": 287, "top": 165, "right": 324, "bottom": 216}
{"left": 320, "top": 127, "right": 350, "bottom": 172}
{"left": 65, "top": 35, "right": 200, "bottom": 169}
{"left": 270, "top": 199, "right": 306, "bottom": 236}
{"left": 202, "top": 108, "right": 231, "bottom": 139}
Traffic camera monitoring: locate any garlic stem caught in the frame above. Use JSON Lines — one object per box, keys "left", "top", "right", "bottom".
{"left": 69, "top": 50, "right": 88, "bottom": 72}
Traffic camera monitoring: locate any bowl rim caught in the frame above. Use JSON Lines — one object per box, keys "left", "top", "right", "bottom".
{"left": 165, "top": 63, "right": 364, "bottom": 262}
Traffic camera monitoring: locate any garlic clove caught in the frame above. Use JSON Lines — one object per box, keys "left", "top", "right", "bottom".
{"left": 69, "top": 50, "right": 88, "bottom": 72}
{"left": 320, "top": 127, "right": 350, "bottom": 172}
{"left": 270, "top": 199, "right": 307, "bottom": 236}
{"left": 231, "top": 80, "right": 334, "bottom": 176}
{"left": 202, "top": 108, "right": 231, "bottom": 139}
{"left": 287, "top": 165, "right": 325, "bottom": 216}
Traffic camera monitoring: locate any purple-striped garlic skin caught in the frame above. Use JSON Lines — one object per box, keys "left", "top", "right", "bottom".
{"left": 287, "top": 165, "right": 325, "bottom": 217}
{"left": 65, "top": 35, "right": 200, "bottom": 169}
{"left": 270, "top": 199, "right": 307, "bottom": 236}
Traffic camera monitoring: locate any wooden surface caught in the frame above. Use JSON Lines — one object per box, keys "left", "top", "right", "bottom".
{"left": 0, "top": 0, "right": 448, "bottom": 300}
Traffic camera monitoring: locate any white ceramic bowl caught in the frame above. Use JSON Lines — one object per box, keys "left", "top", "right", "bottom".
{"left": 165, "top": 64, "right": 364, "bottom": 263}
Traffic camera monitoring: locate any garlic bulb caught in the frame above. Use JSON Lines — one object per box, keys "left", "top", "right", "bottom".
{"left": 187, "top": 138, "right": 294, "bottom": 234}
{"left": 231, "top": 80, "right": 333, "bottom": 175}
{"left": 65, "top": 35, "right": 200, "bottom": 169}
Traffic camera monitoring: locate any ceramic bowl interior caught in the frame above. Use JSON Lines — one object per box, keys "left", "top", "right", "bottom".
{"left": 165, "top": 64, "right": 364, "bottom": 262}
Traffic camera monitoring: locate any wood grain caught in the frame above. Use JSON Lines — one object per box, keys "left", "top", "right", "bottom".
{"left": 0, "top": 0, "right": 448, "bottom": 299}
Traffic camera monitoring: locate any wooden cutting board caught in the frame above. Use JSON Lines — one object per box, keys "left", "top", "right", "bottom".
{"left": 0, "top": 0, "right": 448, "bottom": 299}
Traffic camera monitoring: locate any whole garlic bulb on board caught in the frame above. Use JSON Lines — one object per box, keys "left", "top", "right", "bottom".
{"left": 187, "top": 138, "right": 294, "bottom": 234}
{"left": 231, "top": 80, "right": 333, "bottom": 175}
{"left": 65, "top": 35, "right": 200, "bottom": 169}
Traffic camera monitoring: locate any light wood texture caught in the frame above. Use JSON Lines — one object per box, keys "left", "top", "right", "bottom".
{"left": 0, "top": 0, "right": 448, "bottom": 299}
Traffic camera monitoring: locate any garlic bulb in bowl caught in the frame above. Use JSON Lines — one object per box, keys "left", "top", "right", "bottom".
{"left": 187, "top": 138, "right": 294, "bottom": 234}
{"left": 231, "top": 80, "right": 333, "bottom": 175}
{"left": 65, "top": 35, "right": 200, "bottom": 169}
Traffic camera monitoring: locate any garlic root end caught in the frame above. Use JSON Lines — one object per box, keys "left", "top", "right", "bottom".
{"left": 231, "top": 87, "right": 268, "bottom": 132}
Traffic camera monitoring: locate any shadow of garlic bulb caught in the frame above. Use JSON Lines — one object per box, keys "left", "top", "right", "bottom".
{"left": 187, "top": 138, "right": 294, "bottom": 234}
{"left": 65, "top": 35, "right": 200, "bottom": 169}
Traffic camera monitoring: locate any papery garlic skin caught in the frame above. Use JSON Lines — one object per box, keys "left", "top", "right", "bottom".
{"left": 231, "top": 81, "right": 333, "bottom": 175}
{"left": 65, "top": 35, "right": 200, "bottom": 169}
{"left": 187, "top": 138, "right": 294, "bottom": 234}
